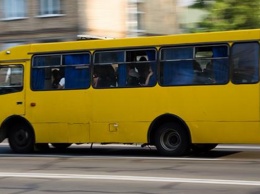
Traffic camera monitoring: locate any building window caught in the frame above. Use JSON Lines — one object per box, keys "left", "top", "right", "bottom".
{"left": 39, "top": 0, "right": 61, "bottom": 16}
{"left": 2, "top": 0, "right": 26, "bottom": 19}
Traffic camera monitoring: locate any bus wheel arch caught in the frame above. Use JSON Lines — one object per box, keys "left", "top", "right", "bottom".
{"left": 1, "top": 115, "right": 35, "bottom": 153}
{"left": 148, "top": 114, "right": 191, "bottom": 156}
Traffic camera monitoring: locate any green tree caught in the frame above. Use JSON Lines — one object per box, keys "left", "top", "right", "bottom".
{"left": 194, "top": 0, "right": 260, "bottom": 32}
{"left": 189, "top": 0, "right": 210, "bottom": 8}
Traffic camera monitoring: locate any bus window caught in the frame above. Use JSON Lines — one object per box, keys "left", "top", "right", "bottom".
{"left": 93, "top": 48, "right": 157, "bottom": 88}
{"left": 131, "top": 51, "right": 156, "bottom": 87}
{"left": 231, "top": 42, "right": 259, "bottom": 84}
{"left": 94, "top": 50, "right": 125, "bottom": 64}
{"left": 195, "top": 45, "right": 229, "bottom": 84}
{"left": 160, "top": 46, "right": 194, "bottom": 86}
{"left": 0, "top": 65, "right": 23, "bottom": 95}
{"left": 160, "top": 45, "right": 229, "bottom": 86}
{"left": 125, "top": 49, "right": 157, "bottom": 87}
{"left": 31, "top": 53, "right": 90, "bottom": 90}
{"left": 93, "top": 50, "right": 123, "bottom": 88}
{"left": 62, "top": 53, "right": 90, "bottom": 89}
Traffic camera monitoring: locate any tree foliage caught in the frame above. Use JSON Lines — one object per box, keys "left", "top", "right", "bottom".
{"left": 189, "top": 0, "right": 210, "bottom": 8}
{"left": 193, "top": 0, "right": 260, "bottom": 32}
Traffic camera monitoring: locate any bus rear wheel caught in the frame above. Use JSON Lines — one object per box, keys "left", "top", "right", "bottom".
{"left": 8, "top": 123, "right": 35, "bottom": 153}
{"left": 155, "top": 122, "right": 190, "bottom": 156}
{"left": 51, "top": 143, "right": 72, "bottom": 150}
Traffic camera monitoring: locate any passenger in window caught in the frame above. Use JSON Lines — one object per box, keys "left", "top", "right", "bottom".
{"left": 104, "top": 65, "right": 117, "bottom": 87}
{"left": 59, "top": 77, "right": 65, "bottom": 89}
{"left": 93, "top": 66, "right": 103, "bottom": 88}
{"left": 192, "top": 60, "right": 203, "bottom": 84}
{"left": 92, "top": 73, "right": 100, "bottom": 88}
{"left": 138, "top": 57, "right": 154, "bottom": 86}
{"left": 52, "top": 69, "right": 65, "bottom": 89}
{"left": 203, "top": 61, "right": 216, "bottom": 83}
{"left": 141, "top": 66, "right": 154, "bottom": 86}
{"left": 193, "top": 60, "right": 202, "bottom": 73}
{"left": 127, "top": 64, "right": 140, "bottom": 86}
{"left": 93, "top": 65, "right": 117, "bottom": 88}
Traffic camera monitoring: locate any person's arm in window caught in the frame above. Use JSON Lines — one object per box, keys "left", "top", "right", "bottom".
{"left": 141, "top": 66, "right": 153, "bottom": 86}
{"left": 58, "top": 77, "right": 65, "bottom": 89}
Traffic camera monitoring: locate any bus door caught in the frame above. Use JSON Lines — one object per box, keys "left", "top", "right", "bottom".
{"left": 0, "top": 64, "right": 25, "bottom": 118}
{"left": 27, "top": 53, "right": 91, "bottom": 144}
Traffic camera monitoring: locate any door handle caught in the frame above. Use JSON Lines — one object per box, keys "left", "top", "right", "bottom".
{"left": 16, "top": 102, "right": 23, "bottom": 105}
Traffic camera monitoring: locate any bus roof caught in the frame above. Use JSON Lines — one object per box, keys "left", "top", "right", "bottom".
{"left": 1, "top": 29, "right": 260, "bottom": 58}
{"left": 29, "top": 29, "right": 260, "bottom": 53}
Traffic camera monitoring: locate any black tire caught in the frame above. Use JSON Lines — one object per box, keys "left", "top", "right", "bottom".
{"left": 51, "top": 143, "right": 72, "bottom": 150}
{"left": 155, "top": 122, "right": 190, "bottom": 156}
{"left": 8, "top": 123, "right": 35, "bottom": 153}
{"left": 191, "top": 143, "right": 218, "bottom": 153}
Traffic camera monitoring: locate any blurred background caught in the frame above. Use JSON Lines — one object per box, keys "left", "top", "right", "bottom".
{"left": 0, "top": 0, "right": 259, "bottom": 51}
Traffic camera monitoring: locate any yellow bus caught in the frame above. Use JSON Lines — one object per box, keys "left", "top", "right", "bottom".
{"left": 0, "top": 29, "right": 259, "bottom": 156}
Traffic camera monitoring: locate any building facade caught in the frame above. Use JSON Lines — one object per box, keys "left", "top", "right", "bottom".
{"left": 0, "top": 0, "right": 79, "bottom": 50}
{"left": 0, "top": 0, "right": 181, "bottom": 50}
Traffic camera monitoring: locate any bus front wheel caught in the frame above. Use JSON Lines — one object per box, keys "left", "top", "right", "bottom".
{"left": 8, "top": 123, "right": 35, "bottom": 153}
{"left": 155, "top": 122, "right": 190, "bottom": 156}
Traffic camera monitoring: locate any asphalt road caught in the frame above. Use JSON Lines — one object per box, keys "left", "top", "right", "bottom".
{"left": 0, "top": 143, "right": 260, "bottom": 194}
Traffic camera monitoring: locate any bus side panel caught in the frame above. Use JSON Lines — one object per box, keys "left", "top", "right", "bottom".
{"left": 189, "top": 122, "right": 260, "bottom": 143}
{"left": 90, "top": 88, "right": 159, "bottom": 143}
{"left": 90, "top": 82, "right": 260, "bottom": 145}
{"left": 26, "top": 90, "right": 91, "bottom": 144}
{"left": 169, "top": 84, "right": 260, "bottom": 144}
{"left": 34, "top": 123, "right": 90, "bottom": 143}
{"left": 90, "top": 122, "right": 149, "bottom": 143}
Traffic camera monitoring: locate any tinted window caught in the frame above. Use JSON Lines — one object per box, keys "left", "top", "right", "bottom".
{"left": 31, "top": 53, "right": 90, "bottom": 90}
{"left": 160, "top": 45, "right": 229, "bottom": 86}
{"left": 0, "top": 65, "right": 23, "bottom": 95}
{"left": 231, "top": 42, "right": 259, "bottom": 84}
{"left": 93, "top": 48, "right": 157, "bottom": 88}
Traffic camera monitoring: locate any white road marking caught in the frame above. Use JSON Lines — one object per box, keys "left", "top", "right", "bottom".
{"left": 216, "top": 145, "right": 260, "bottom": 149}
{"left": 0, "top": 172, "right": 259, "bottom": 186}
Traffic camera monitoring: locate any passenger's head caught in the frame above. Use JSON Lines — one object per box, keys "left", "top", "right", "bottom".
{"left": 139, "top": 56, "right": 147, "bottom": 61}
{"left": 138, "top": 56, "right": 151, "bottom": 75}
{"left": 52, "top": 69, "right": 61, "bottom": 80}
